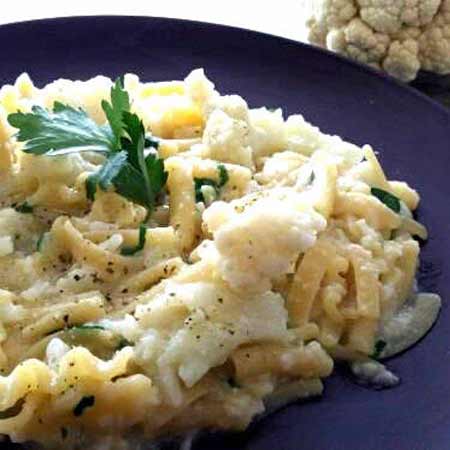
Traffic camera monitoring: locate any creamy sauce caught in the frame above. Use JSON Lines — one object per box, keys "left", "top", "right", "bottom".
{"left": 350, "top": 360, "right": 400, "bottom": 389}
{"left": 379, "top": 293, "right": 441, "bottom": 359}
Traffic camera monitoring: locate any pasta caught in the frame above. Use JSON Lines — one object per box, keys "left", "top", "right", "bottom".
{"left": 0, "top": 69, "right": 440, "bottom": 449}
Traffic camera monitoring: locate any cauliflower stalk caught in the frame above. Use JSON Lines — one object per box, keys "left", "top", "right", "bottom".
{"left": 304, "top": 0, "right": 450, "bottom": 81}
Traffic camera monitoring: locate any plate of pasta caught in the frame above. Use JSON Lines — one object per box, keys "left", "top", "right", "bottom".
{"left": 0, "top": 16, "right": 449, "bottom": 450}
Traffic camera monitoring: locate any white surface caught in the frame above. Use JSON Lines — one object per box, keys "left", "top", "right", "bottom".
{"left": 0, "top": 0, "right": 309, "bottom": 42}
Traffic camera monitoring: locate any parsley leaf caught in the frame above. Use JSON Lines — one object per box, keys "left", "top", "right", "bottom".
{"left": 194, "top": 164, "right": 229, "bottom": 203}
{"left": 121, "top": 223, "right": 147, "bottom": 256}
{"left": 371, "top": 339, "right": 387, "bottom": 359}
{"left": 86, "top": 85, "right": 166, "bottom": 210}
{"left": 101, "top": 77, "right": 130, "bottom": 148}
{"left": 371, "top": 188, "right": 401, "bottom": 213}
{"left": 86, "top": 151, "right": 128, "bottom": 200}
{"left": 8, "top": 102, "right": 114, "bottom": 156}
{"left": 14, "top": 202, "right": 33, "bottom": 213}
{"left": 73, "top": 395, "right": 95, "bottom": 417}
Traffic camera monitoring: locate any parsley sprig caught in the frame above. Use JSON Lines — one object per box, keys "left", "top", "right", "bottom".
{"left": 7, "top": 77, "right": 167, "bottom": 213}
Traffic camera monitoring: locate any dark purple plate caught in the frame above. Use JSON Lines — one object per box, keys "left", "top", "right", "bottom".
{"left": 0, "top": 16, "right": 449, "bottom": 450}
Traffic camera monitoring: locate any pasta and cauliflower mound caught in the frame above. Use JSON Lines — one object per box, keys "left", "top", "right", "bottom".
{"left": 0, "top": 70, "right": 439, "bottom": 449}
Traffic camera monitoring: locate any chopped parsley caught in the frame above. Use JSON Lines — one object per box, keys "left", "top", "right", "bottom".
{"left": 7, "top": 78, "right": 167, "bottom": 214}
{"left": 218, "top": 163, "right": 229, "bottom": 187}
{"left": 371, "top": 339, "right": 387, "bottom": 359}
{"left": 14, "top": 202, "right": 33, "bottom": 213}
{"left": 71, "top": 324, "right": 106, "bottom": 332}
{"left": 116, "top": 337, "right": 133, "bottom": 351}
{"left": 121, "top": 223, "right": 147, "bottom": 256}
{"left": 36, "top": 233, "right": 45, "bottom": 252}
{"left": 370, "top": 188, "right": 401, "bottom": 213}
{"left": 73, "top": 395, "right": 95, "bottom": 417}
{"left": 194, "top": 164, "right": 229, "bottom": 203}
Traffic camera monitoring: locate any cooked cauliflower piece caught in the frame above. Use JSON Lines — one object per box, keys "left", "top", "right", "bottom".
{"left": 136, "top": 279, "right": 289, "bottom": 389}
{"left": 203, "top": 192, "right": 326, "bottom": 292}
{"left": 202, "top": 109, "right": 253, "bottom": 168}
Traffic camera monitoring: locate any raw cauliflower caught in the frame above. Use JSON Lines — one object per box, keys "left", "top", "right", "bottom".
{"left": 304, "top": 0, "right": 450, "bottom": 81}
{"left": 203, "top": 191, "right": 326, "bottom": 292}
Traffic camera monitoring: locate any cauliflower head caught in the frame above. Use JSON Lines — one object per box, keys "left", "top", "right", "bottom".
{"left": 305, "top": 0, "right": 450, "bottom": 81}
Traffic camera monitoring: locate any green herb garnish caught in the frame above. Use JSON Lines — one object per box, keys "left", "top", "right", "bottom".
{"left": 36, "top": 233, "right": 45, "bottom": 252}
{"left": 14, "top": 202, "right": 33, "bottom": 213}
{"left": 371, "top": 339, "right": 387, "bottom": 359}
{"left": 8, "top": 103, "right": 114, "bottom": 156}
{"left": 194, "top": 178, "right": 217, "bottom": 203}
{"left": 371, "top": 188, "right": 401, "bottom": 213}
{"left": 121, "top": 223, "right": 147, "bottom": 256}
{"left": 85, "top": 150, "right": 128, "bottom": 200}
{"left": 71, "top": 324, "right": 106, "bottom": 332}
{"left": 218, "top": 163, "right": 229, "bottom": 187}
{"left": 194, "top": 164, "right": 229, "bottom": 203}
{"left": 116, "top": 337, "right": 133, "bottom": 351}
{"left": 73, "top": 395, "right": 95, "bottom": 417}
{"left": 8, "top": 78, "right": 167, "bottom": 213}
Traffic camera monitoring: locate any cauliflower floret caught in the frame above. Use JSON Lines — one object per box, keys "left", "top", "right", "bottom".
{"left": 309, "top": 0, "right": 358, "bottom": 32}
{"left": 358, "top": 0, "right": 441, "bottom": 33}
{"left": 207, "top": 94, "right": 249, "bottom": 122}
{"left": 203, "top": 194, "right": 326, "bottom": 292}
{"left": 306, "top": 0, "right": 358, "bottom": 45}
{"left": 383, "top": 39, "right": 421, "bottom": 80}
{"left": 185, "top": 69, "right": 250, "bottom": 123}
{"left": 284, "top": 115, "right": 363, "bottom": 168}
{"left": 419, "top": 0, "right": 450, "bottom": 74}
{"left": 249, "top": 107, "right": 286, "bottom": 158}
{"left": 255, "top": 151, "right": 308, "bottom": 186}
{"left": 202, "top": 109, "right": 253, "bottom": 168}
{"left": 305, "top": 0, "right": 450, "bottom": 81}
{"left": 184, "top": 68, "right": 216, "bottom": 113}
{"left": 328, "top": 18, "right": 391, "bottom": 66}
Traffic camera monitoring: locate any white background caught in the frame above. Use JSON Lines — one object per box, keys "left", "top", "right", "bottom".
{"left": 1, "top": 0, "right": 309, "bottom": 42}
